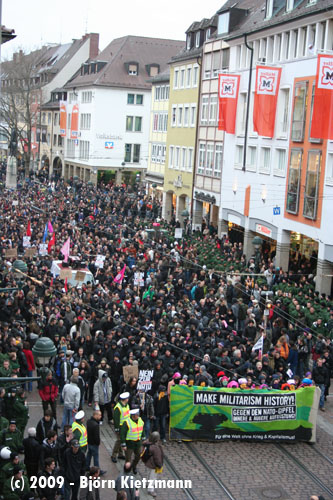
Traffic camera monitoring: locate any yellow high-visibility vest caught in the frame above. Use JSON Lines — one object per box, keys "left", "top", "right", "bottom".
{"left": 114, "top": 402, "right": 130, "bottom": 425}
{"left": 126, "top": 417, "right": 144, "bottom": 441}
{"left": 72, "top": 421, "right": 88, "bottom": 447}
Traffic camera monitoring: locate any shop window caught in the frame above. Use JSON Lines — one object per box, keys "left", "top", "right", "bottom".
{"left": 291, "top": 81, "right": 308, "bottom": 142}
{"left": 303, "top": 150, "right": 321, "bottom": 220}
{"left": 286, "top": 148, "right": 302, "bottom": 214}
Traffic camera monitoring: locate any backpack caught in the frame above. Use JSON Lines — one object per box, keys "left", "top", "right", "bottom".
{"left": 141, "top": 443, "right": 151, "bottom": 463}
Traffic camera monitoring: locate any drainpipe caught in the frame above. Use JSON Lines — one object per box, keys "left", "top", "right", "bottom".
{"left": 190, "top": 54, "right": 202, "bottom": 224}
{"left": 243, "top": 33, "right": 254, "bottom": 172}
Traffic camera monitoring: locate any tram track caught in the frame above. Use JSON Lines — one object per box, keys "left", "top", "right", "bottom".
{"left": 163, "top": 453, "right": 200, "bottom": 500}
{"left": 275, "top": 443, "right": 333, "bottom": 499}
{"left": 310, "top": 444, "right": 333, "bottom": 466}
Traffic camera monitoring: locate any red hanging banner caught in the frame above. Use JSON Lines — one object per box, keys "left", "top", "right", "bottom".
{"left": 70, "top": 103, "right": 79, "bottom": 139}
{"left": 60, "top": 101, "right": 67, "bottom": 137}
{"left": 310, "top": 54, "right": 333, "bottom": 140}
{"left": 218, "top": 74, "right": 241, "bottom": 134}
{"left": 253, "top": 65, "right": 282, "bottom": 138}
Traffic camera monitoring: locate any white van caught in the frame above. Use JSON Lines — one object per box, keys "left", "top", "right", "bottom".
{"left": 51, "top": 260, "right": 94, "bottom": 287}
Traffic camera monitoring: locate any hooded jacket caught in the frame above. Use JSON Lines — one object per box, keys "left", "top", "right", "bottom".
{"left": 93, "top": 370, "right": 112, "bottom": 405}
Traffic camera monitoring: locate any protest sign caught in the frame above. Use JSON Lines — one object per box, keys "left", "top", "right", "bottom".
{"left": 123, "top": 365, "right": 139, "bottom": 383}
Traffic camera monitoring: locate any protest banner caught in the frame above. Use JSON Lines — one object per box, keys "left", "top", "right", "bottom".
{"left": 134, "top": 272, "right": 145, "bottom": 287}
{"left": 59, "top": 268, "right": 73, "bottom": 280}
{"left": 23, "top": 236, "right": 31, "bottom": 248}
{"left": 123, "top": 365, "right": 139, "bottom": 383}
{"left": 174, "top": 228, "right": 183, "bottom": 239}
{"left": 170, "top": 386, "right": 319, "bottom": 443}
{"left": 25, "top": 247, "right": 37, "bottom": 257}
{"left": 39, "top": 244, "right": 48, "bottom": 256}
{"left": 5, "top": 248, "right": 17, "bottom": 258}
{"left": 137, "top": 369, "right": 154, "bottom": 392}
{"left": 75, "top": 271, "right": 86, "bottom": 282}
{"left": 95, "top": 255, "right": 106, "bottom": 269}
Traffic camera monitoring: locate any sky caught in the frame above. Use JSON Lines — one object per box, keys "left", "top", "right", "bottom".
{"left": 2, "top": 0, "right": 226, "bottom": 59}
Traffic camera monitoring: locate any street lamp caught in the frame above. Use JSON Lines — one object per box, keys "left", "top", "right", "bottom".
{"left": 12, "top": 259, "right": 28, "bottom": 288}
{"left": 252, "top": 236, "right": 263, "bottom": 273}
{"left": 32, "top": 337, "right": 57, "bottom": 383}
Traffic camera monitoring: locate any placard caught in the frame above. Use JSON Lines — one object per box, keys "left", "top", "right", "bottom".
{"left": 95, "top": 255, "right": 106, "bottom": 269}
{"left": 137, "top": 369, "right": 154, "bottom": 392}
{"left": 174, "top": 228, "right": 183, "bottom": 239}
{"left": 5, "top": 248, "right": 17, "bottom": 258}
{"left": 75, "top": 271, "right": 86, "bottom": 282}
{"left": 39, "top": 244, "right": 48, "bottom": 256}
{"left": 134, "top": 272, "right": 145, "bottom": 287}
{"left": 25, "top": 247, "right": 37, "bottom": 257}
{"left": 122, "top": 364, "right": 139, "bottom": 383}
{"left": 12, "top": 201, "right": 18, "bottom": 206}
{"left": 59, "top": 268, "right": 73, "bottom": 280}
{"left": 23, "top": 236, "right": 31, "bottom": 248}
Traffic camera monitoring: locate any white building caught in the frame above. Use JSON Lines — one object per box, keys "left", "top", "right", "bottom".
{"left": 63, "top": 36, "right": 184, "bottom": 185}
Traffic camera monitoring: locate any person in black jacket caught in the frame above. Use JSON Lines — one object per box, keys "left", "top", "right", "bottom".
{"left": 23, "top": 427, "right": 41, "bottom": 479}
{"left": 63, "top": 439, "right": 86, "bottom": 500}
{"left": 56, "top": 424, "right": 73, "bottom": 468}
{"left": 37, "top": 457, "right": 59, "bottom": 500}
{"left": 312, "top": 358, "right": 330, "bottom": 411}
{"left": 86, "top": 410, "right": 105, "bottom": 475}
{"left": 36, "top": 410, "right": 58, "bottom": 444}
{"left": 40, "top": 430, "right": 58, "bottom": 469}
{"left": 153, "top": 385, "right": 168, "bottom": 443}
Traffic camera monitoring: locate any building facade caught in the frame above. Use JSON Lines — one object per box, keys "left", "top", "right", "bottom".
{"left": 162, "top": 16, "right": 217, "bottom": 225}
{"left": 197, "top": 0, "right": 333, "bottom": 293}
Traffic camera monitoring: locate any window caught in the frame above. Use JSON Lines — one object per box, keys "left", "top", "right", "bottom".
{"left": 186, "top": 67, "right": 192, "bottom": 87}
{"left": 212, "top": 52, "right": 220, "bottom": 78}
{"left": 174, "top": 69, "right": 179, "bottom": 89}
{"left": 206, "top": 29, "right": 211, "bottom": 41}
{"left": 186, "top": 34, "right": 192, "bottom": 50}
{"left": 184, "top": 106, "right": 189, "bottom": 127}
{"left": 235, "top": 145, "right": 244, "bottom": 167}
{"left": 162, "top": 146, "right": 166, "bottom": 164}
{"left": 175, "top": 147, "right": 180, "bottom": 169}
{"left": 237, "top": 92, "right": 247, "bottom": 135}
{"left": 309, "top": 84, "right": 322, "bottom": 143}
{"left": 214, "top": 144, "right": 223, "bottom": 177}
{"left": 303, "top": 150, "right": 321, "bottom": 219}
{"left": 206, "top": 144, "right": 214, "bottom": 176}
{"left": 54, "top": 113, "right": 59, "bottom": 126}
{"left": 188, "top": 148, "right": 193, "bottom": 171}
{"left": 260, "top": 147, "right": 271, "bottom": 173}
{"left": 292, "top": 30, "right": 298, "bottom": 59}
{"left": 68, "top": 93, "right": 77, "bottom": 104}
{"left": 181, "top": 148, "right": 186, "bottom": 170}
{"left": 195, "top": 32, "right": 200, "bottom": 48}
{"left": 326, "top": 152, "right": 333, "bottom": 184}
{"left": 152, "top": 144, "right": 157, "bottom": 162}
{"left": 155, "top": 87, "right": 160, "bottom": 101}
{"left": 247, "top": 146, "right": 257, "bottom": 171}
{"left": 221, "top": 48, "right": 230, "bottom": 70}
{"left": 48, "top": 113, "right": 51, "bottom": 125}
{"left": 286, "top": 0, "right": 294, "bottom": 12}
{"left": 283, "top": 32, "right": 290, "bottom": 60}
{"left": 135, "top": 117, "right": 142, "bottom": 132}
{"left": 80, "top": 113, "right": 91, "bottom": 130}
{"left": 198, "top": 143, "right": 206, "bottom": 174}
{"left": 82, "top": 91, "right": 92, "bottom": 103}
{"left": 66, "top": 139, "right": 75, "bottom": 158}
{"left": 136, "top": 95, "right": 143, "bottom": 105}
{"left": 127, "top": 94, "right": 135, "bottom": 104}
{"left": 126, "top": 116, "right": 134, "bottom": 131}
{"left": 169, "top": 146, "right": 174, "bottom": 168}
{"left": 177, "top": 106, "right": 183, "bottom": 127}
{"left": 180, "top": 69, "right": 185, "bottom": 88}
{"left": 160, "top": 86, "right": 165, "bottom": 100}
{"left": 286, "top": 149, "right": 302, "bottom": 213}
{"left": 319, "top": 21, "right": 326, "bottom": 51}
{"left": 276, "top": 88, "right": 290, "bottom": 138}
{"left": 153, "top": 113, "right": 158, "bottom": 132}
{"left": 53, "top": 134, "right": 56, "bottom": 145}
{"left": 165, "top": 85, "right": 170, "bottom": 100}
{"left": 172, "top": 106, "right": 177, "bottom": 127}
{"left": 274, "top": 148, "right": 287, "bottom": 175}
{"left": 204, "top": 54, "right": 212, "bottom": 79}
{"left": 58, "top": 135, "right": 62, "bottom": 147}
{"left": 125, "top": 144, "right": 140, "bottom": 163}
{"left": 190, "top": 105, "right": 196, "bottom": 127}
{"left": 128, "top": 63, "right": 138, "bottom": 76}
{"left": 218, "top": 12, "right": 229, "bottom": 35}
{"left": 201, "top": 96, "right": 209, "bottom": 124}
{"left": 193, "top": 66, "right": 199, "bottom": 87}
{"left": 291, "top": 81, "right": 308, "bottom": 142}
{"left": 209, "top": 95, "right": 218, "bottom": 124}
{"left": 79, "top": 140, "right": 90, "bottom": 160}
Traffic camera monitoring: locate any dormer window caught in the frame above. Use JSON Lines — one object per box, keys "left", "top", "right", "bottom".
{"left": 129, "top": 63, "right": 138, "bottom": 76}
{"left": 266, "top": 0, "right": 286, "bottom": 18}
{"left": 218, "top": 12, "right": 230, "bottom": 35}
{"left": 195, "top": 32, "right": 201, "bottom": 48}
{"left": 286, "top": 0, "right": 294, "bottom": 11}
{"left": 146, "top": 63, "right": 160, "bottom": 77}
{"left": 187, "top": 34, "right": 192, "bottom": 50}
{"left": 205, "top": 29, "right": 211, "bottom": 41}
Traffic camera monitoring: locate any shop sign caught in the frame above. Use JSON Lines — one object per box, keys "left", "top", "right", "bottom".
{"left": 256, "top": 224, "right": 272, "bottom": 238}
{"left": 194, "top": 191, "right": 216, "bottom": 204}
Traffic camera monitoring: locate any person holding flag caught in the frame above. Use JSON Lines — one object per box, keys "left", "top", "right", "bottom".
{"left": 61, "top": 237, "right": 70, "bottom": 263}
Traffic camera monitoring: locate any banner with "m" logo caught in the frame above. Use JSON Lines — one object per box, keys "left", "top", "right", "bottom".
{"left": 310, "top": 54, "right": 333, "bottom": 140}
{"left": 253, "top": 65, "right": 282, "bottom": 138}
{"left": 218, "top": 74, "right": 241, "bottom": 134}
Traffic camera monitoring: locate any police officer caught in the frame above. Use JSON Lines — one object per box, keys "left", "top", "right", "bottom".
{"left": 71, "top": 411, "right": 87, "bottom": 454}
{"left": 111, "top": 392, "right": 130, "bottom": 463}
{"left": 120, "top": 407, "right": 145, "bottom": 474}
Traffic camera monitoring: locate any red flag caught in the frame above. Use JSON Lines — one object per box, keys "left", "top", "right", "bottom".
{"left": 48, "top": 232, "right": 55, "bottom": 253}
{"left": 113, "top": 265, "right": 126, "bottom": 284}
{"left": 138, "top": 239, "right": 144, "bottom": 245}
{"left": 253, "top": 65, "right": 282, "bottom": 138}
{"left": 50, "top": 278, "right": 53, "bottom": 287}
{"left": 64, "top": 278, "right": 68, "bottom": 293}
{"left": 218, "top": 74, "right": 240, "bottom": 134}
{"left": 26, "top": 221, "right": 31, "bottom": 237}
{"left": 310, "top": 54, "right": 333, "bottom": 140}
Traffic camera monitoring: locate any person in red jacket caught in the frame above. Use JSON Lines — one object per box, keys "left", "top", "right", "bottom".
{"left": 23, "top": 341, "right": 35, "bottom": 393}
{"left": 38, "top": 371, "right": 59, "bottom": 418}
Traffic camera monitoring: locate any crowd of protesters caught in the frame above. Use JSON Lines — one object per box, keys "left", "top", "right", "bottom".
{"left": 0, "top": 174, "right": 331, "bottom": 499}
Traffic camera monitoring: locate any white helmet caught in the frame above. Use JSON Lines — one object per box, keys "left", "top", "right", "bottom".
{"left": 0, "top": 446, "right": 11, "bottom": 459}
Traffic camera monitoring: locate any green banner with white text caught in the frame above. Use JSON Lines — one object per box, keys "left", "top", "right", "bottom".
{"left": 170, "top": 386, "right": 319, "bottom": 443}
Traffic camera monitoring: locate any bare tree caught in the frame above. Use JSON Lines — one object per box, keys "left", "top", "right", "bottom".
{"left": 0, "top": 49, "right": 44, "bottom": 176}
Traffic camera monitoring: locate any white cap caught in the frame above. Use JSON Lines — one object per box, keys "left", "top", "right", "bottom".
{"left": 129, "top": 408, "right": 140, "bottom": 415}
{"left": 75, "top": 410, "right": 85, "bottom": 420}
{"left": 119, "top": 392, "right": 130, "bottom": 400}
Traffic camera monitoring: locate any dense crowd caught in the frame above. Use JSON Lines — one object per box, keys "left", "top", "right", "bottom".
{"left": 0, "top": 175, "right": 331, "bottom": 499}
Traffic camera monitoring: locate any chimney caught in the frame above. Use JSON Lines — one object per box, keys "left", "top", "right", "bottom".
{"left": 88, "top": 33, "right": 99, "bottom": 59}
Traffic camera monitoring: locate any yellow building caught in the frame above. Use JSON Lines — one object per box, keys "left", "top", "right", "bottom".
{"left": 146, "top": 70, "right": 170, "bottom": 201}
{"left": 162, "top": 16, "right": 217, "bottom": 226}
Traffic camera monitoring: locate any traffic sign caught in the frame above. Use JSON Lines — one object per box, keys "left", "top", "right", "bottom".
{"left": 105, "top": 141, "right": 114, "bottom": 149}
{"left": 273, "top": 206, "right": 280, "bottom": 215}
